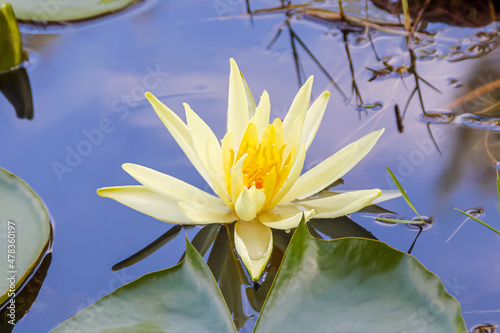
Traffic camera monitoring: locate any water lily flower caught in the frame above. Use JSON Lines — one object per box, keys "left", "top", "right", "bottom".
{"left": 98, "top": 59, "right": 396, "bottom": 281}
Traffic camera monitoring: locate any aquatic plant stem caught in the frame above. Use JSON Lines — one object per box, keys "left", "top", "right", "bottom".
{"left": 455, "top": 209, "right": 500, "bottom": 235}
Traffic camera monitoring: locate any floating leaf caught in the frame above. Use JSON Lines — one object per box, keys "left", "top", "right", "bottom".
{"left": 0, "top": 167, "right": 51, "bottom": 306}
{"left": 52, "top": 219, "right": 467, "bottom": 332}
{"left": 51, "top": 238, "right": 237, "bottom": 333}
{"left": 11, "top": 0, "right": 141, "bottom": 22}
{"left": 254, "top": 220, "right": 467, "bottom": 332}
{"left": 375, "top": 217, "right": 425, "bottom": 224}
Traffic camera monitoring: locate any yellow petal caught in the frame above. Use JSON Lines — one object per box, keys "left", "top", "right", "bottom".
{"left": 178, "top": 200, "right": 236, "bottom": 224}
{"left": 326, "top": 189, "right": 402, "bottom": 205}
{"left": 145, "top": 92, "right": 211, "bottom": 186}
{"left": 372, "top": 190, "right": 402, "bottom": 204}
{"left": 271, "top": 145, "right": 307, "bottom": 207}
{"left": 221, "top": 132, "right": 235, "bottom": 195}
{"left": 97, "top": 186, "right": 189, "bottom": 224}
{"left": 183, "top": 103, "right": 231, "bottom": 205}
{"left": 234, "top": 220, "right": 273, "bottom": 281}
{"left": 302, "top": 91, "right": 330, "bottom": 150}
{"left": 254, "top": 90, "right": 271, "bottom": 139}
{"left": 184, "top": 103, "right": 219, "bottom": 170}
{"left": 122, "top": 163, "right": 219, "bottom": 205}
{"left": 205, "top": 138, "right": 232, "bottom": 206}
{"left": 228, "top": 58, "right": 249, "bottom": 150}
{"left": 283, "top": 76, "right": 313, "bottom": 138}
{"left": 283, "top": 114, "right": 304, "bottom": 159}
{"left": 235, "top": 186, "right": 267, "bottom": 221}
{"left": 259, "top": 205, "right": 315, "bottom": 230}
{"left": 280, "top": 128, "right": 385, "bottom": 203}
{"left": 298, "top": 189, "right": 381, "bottom": 218}
{"left": 230, "top": 154, "right": 247, "bottom": 204}
{"left": 241, "top": 72, "right": 257, "bottom": 118}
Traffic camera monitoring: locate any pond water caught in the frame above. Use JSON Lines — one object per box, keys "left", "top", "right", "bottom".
{"left": 1, "top": 0, "right": 499, "bottom": 331}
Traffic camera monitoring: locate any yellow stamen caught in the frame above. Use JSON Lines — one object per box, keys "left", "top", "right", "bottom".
{"left": 224, "top": 119, "right": 293, "bottom": 210}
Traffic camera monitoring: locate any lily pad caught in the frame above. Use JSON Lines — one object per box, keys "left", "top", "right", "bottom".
{"left": 52, "top": 219, "right": 467, "bottom": 332}
{"left": 0, "top": 167, "right": 51, "bottom": 305}
{"left": 10, "top": 0, "right": 141, "bottom": 22}
{"left": 51, "top": 238, "right": 237, "bottom": 333}
{"left": 254, "top": 220, "right": 467, "bottom": 332}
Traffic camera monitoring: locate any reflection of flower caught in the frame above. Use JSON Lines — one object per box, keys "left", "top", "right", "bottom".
{"left": 98, "top": 59, "right": 392, "bottom": 281}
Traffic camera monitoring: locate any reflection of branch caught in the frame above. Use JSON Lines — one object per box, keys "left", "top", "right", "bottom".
{"left": 288, "top": 22, "right": 306, "bottom": 87}
{"left": 245, "top": 0, "right": 254, "bottom": 25}
{"left": 426, "top": 123, "right": 443, "bottom": 156}
{"left": 443, "top": 78, "right": 500, "bottom": 110}
{"left": 342, "top": 31, "right": 363, "bottom": 106}
{"left": 408, "top": 48, "right": 427, "bottom": 115}
{"left": 252, "top": 6, "right": 430, "bottom": 37}
{"left": 286, "top": 24, "right": 347, "bottom": 100}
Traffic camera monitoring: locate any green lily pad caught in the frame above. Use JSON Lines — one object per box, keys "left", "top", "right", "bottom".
{"left": 0, "top": 167, "right": 51, "bottom": 305}
{"left": 51, "top": 238, "right": 237, "bottom": 333}
{"left": 254, "top": 220, "right": 467, "bottom": 332}
{"left": 52, "top": 219, "right": 467, "bottom": 332}
{"left": 10, "top": 0, "right": 141, "bottom": 22}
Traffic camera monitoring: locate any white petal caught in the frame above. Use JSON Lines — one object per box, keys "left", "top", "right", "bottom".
{"left": 234, "top": 220, "right": 273, "bottom": 281}
{"left": 280, "top": 128, "right": 385, "bottom": 203}
{"left": 259, "top": 205, "right": 315, "bottom": 230}
{"left": 178, "top": 200, "right": 236, "bottom": 224}
{"left": 302, "top": 91, "right": 330, "bottom": 150}
{"left": 145, "top": 93, "right": 211, "bottom": 186}
{"left": 97, "top": 186, "right": 189, "bottom": 224}
{"left": 227, "top": 58, "right": 249, "bottom": 150}
{"left": 122, "top": 163, "right": 217, "bottom": 205}
{"left": 298, "top": 189, "right": 381, "bottom": 218}
{"left": 253, "top": 90, "right": 271, "bottom": 139}
{"left": 235, "top": 186, "right": 266, "bottom": 221}
{"left": 283, "top": 76, "right": 313, "bottom": 138}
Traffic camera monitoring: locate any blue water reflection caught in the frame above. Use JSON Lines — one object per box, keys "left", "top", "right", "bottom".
{"left": 1, "top": 1, "right": 498, "bottom": 331}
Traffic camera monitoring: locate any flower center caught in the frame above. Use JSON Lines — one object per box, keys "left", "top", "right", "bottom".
{"left": 223, "top": 119, "right": 296, "bottom": 208}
